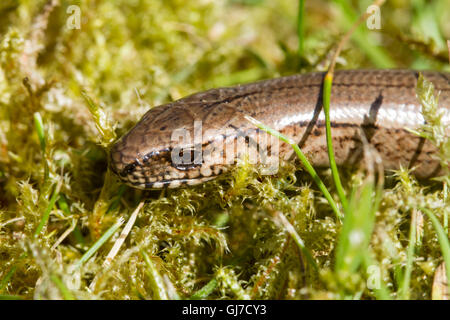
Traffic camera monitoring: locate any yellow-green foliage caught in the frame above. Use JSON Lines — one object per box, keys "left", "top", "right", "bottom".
{"left": 0, "top": 0, "right": 449, "bottom": 300}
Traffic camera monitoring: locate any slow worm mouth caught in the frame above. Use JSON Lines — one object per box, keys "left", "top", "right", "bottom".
{"left": 125, "top": 176, "right": 217, "bottom": 189}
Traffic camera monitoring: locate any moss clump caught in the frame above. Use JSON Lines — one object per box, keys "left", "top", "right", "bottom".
{"left": 0, "top": 0, "right": 449, "bottom": 300}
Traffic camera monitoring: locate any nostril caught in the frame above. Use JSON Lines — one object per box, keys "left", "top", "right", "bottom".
{"left": 122, "top": 162, "right": 137, "bottom": 176}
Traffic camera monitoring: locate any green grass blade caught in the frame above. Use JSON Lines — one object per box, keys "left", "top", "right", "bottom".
{"left": 363, "top": 255, "right": 392, "bottom": 300}
{"left": 57, "top": 194, "right": 71, "bottom": 216}
{"left": 274, "top": 211, "right": 319, "bottom": 272}
{"left": 75, "top": 217, "right": 124, "bottom": 269}
{"left": 141, "top": 250, "right": 169, "bottom": 300}
{"left": 33, "top": 112, "right": 46, "bottom": 153}
{"left": 50, "top": 274, "right": 75, "bottom": 300}
{"left": 399, "top": 210, "right": 418, "bottom": 299}
{"left": 335, "top": 181, "right": 375, "bottom": 275}
{"left": 34, "top": 181, "right": 62, "bottom": 237}
{"left": 0, "top": 266, "right": 17, "bottom": 293}
{"left": 33, "top": 112, "right": 49, "bottom": 181}
{"left": 323, "top": 74, "right": 348, "bottom": 213}
{"left": 190, "top": 278, "right": 218, "bottom": 300}
{"left": 420, "top": 207, "right": 450, "bottom": 294}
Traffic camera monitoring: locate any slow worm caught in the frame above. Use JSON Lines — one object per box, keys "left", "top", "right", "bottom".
{"left": 110, "top": 69, "right": 450, "bottom": 189}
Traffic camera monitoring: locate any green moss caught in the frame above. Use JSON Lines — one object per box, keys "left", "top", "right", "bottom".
{"left": 0, "top": 0, "right": 449, "bottom": 300}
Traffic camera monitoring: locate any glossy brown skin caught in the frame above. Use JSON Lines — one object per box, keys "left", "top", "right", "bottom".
{"left": 110, "top": 69, "right": 450, "bottom": 189}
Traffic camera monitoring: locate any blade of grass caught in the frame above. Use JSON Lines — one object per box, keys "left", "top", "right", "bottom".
{"left": 190, "top": 278, "right": 218, "bottom": 300}
{"left": 103, "top": 201, "right": 144, "bottom": 267}
{"left": 334, "top": 138, "right": 384, "bottom": 297}
{"left": 57, "top": 194, "right": 71, "bottom": 216}
{"left": 33, "top": 112, "right": 49, "bottom": 181}
{"left": 34, "top": 179, "right": 62, "bottom": 237}
{"left": 334, "top": 180, "right": 376, "bottom": 275}
{"left": 141, "top": 250, "right": 169, "bottom": 300}
{"left": 273, "top": 210, "right": 319, "bottom": 273}
{"left": 362, "top": 255, "right": 392, "bottom": 300}
{"left": 322, "top": 0, "right": 388, "bottom": 213}
{"left": 33, "top": 112, "right": 46, "bottom": 153}
{"left": 420, "top": 207, "right": 450, "bottom": 294}
{"left": 75, "top": 217, "right": 124, "bottom": 269}
{"left": 50, "top": 274, "right": 75, "bottom": 300}
{"left": 51, "top": 218, "right": 78, "bottom": 251}
{"left": 399, "top": 209, "right": 418, "bottom": 299}
{"left": 244, "top": 115, "right": 342, "bottom": 220}
{"left": 322, "top": 73, "right": 348, "bottom": 212}
{"left": 0, "top": 266, "right": 17, "bottom": 294}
